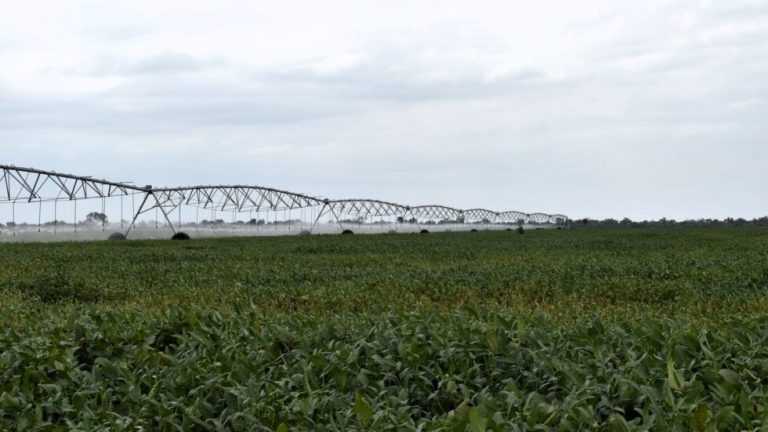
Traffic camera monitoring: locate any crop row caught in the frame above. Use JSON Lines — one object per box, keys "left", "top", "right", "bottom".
{"left": 0, "top": 229, "right": 767, "bottom": 322}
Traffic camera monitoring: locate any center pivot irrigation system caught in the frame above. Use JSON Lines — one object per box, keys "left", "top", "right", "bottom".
{"left": 0, "top": 164, "right": 568, "bottom": 240}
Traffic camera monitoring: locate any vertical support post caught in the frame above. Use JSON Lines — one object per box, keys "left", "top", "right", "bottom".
{"left": 325, "top": 203, "right": 345, "bottom": 231}
{"left": 101, "top": 197, "right": 106, "bottom": 231}
{"left": 313, "top": 203, "right": 327, "bottom": 227}
{"left": 124, "top": 192, "right": 150, "bottom": 238}
{"left": 152, "top": 193, "right": 178, "bottom": 235}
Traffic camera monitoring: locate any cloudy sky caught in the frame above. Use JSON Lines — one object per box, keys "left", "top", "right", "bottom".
{"left": 1, "top": 0, "right": 766, "bottom": 220}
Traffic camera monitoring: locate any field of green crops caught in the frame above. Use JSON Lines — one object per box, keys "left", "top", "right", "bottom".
{"left": 1, "top": 228, "right": 768, "bottom": 430}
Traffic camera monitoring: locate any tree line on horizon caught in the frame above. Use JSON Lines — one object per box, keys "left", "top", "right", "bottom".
{"left": 572, "top": 216, "right": 768, "bottom": 228}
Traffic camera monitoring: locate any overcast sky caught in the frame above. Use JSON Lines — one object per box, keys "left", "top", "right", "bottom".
{"left": 1, "top": 0, "right": 766, "bottom": 220}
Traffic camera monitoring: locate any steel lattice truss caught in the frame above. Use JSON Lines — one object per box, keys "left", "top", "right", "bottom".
{"left": 408, "top": 205, "right": 463, "bottom": 221}
{"left": 1, "top": 165, "right": 132, "bottom": 202}
{"left": 497, "top": 210, "right": 529, "bottom": 224}
{"left": 326, "top": 199, "right": 407, "bottom": 218}
{"left": 463, "top": 208, "right": 498, "bottom": 223}
{"left": 145, "top": 186, "right": 321, "bottom": 215}
{"left": 1, "top": 165, "right": 568, "bottom": 236}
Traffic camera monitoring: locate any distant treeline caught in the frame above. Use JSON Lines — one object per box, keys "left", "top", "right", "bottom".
{"left": 572, "top": 216, "right": 768, "bottom": 228}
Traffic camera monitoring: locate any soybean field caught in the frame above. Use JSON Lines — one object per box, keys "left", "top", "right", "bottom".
{"left": 1, "top": 228, "right": 768, "bottom": 430}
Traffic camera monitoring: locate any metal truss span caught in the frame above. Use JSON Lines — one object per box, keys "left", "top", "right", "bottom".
{"left": 0, "top": 164, "right": 569, "bottom": 238}
{"left": 1, "top": 165, "right": 134, "bottom": 202}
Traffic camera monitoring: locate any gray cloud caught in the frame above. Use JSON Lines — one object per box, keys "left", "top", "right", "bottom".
{"left": 85, "top": 53, "right": 226, "bottom": 76}
{"left": 0, "top": 1, "right": 766, "bottom": 220}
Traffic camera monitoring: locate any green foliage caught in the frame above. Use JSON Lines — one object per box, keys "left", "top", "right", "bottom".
{"left": 12, "top": 260, "right": 103, "bottom": 304}
{"left": 2, "top": 228, "right": 766, "bottom": 319}
{"left": 1, "top": 309, "right": 768, "bottom": 430}
{"left": 0, "top": 228, "right": 767, "bottom": 429}
{"left": 354, "top": 393, "right": 373, "bottom": 426}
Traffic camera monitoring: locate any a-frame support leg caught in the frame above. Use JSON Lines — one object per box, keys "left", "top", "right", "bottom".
{"left": 124, "top": 192, "right": 150, "bottom": 238}
{"left": 314, "top": 202, "right": 345, "bottom": 232}
{"left": 124, "top": 192, "right": 179, "bottom": 238}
